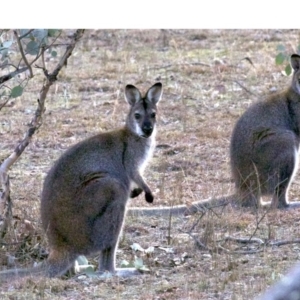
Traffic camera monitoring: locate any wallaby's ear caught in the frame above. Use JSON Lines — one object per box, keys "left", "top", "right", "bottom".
{"left": 291, "top": 54, "right": 300, "bottom": 71}
{"left": 125, "top": 85, "right": 142, "bottom": 105}
{"left": 146, "top": 82, "right": 163, "bottom": 105}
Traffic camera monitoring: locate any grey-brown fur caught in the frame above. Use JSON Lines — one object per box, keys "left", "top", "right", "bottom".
{"left": 0, "top": 82, "right": 162, "bottom": 279}
{"left": 257, "top": 263, "right": 300, "bottom": 300}
{"left": 230, "top": 54, "right": 300, "bottom": 208}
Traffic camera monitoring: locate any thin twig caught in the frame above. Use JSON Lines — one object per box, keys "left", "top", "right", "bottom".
{"left": 1, "top": 30, "right": 84, "bottom": 184}
{"left": 0, "top": 67, "right": 28, "bottom": 84}
{"left": 233, "top": 80, "right": 258, "bottom": 96}
{"left": 19, "top": 29, "right": 34, "bottom": 40}
{"left": 249, "top": 205, "right": 270, "bottom": 242}
{"left": 13, "top": 30, "right": 33, "bottom": 78}
{"left": 268, "top": 239, "right": 300, "bottom": 246}
{"left": 148, "top": 61, "right": 211, "bottom": 71}
{"left": 179, "top": 229, "right": 210, "bottom": 251}
{"left": 0, "top": 97, "right": 11, "bottom": 111}
{"left": 0, "top": 63, "right": 18, "bottom": 71}
{"left": 223, "top": 235, "right": 264, "bottom": 245}
{"left": 0, "top": 29, "right": 84, "bottom": 239}
{"left": 217, "top": 245, "right": 263, "bottom": 255}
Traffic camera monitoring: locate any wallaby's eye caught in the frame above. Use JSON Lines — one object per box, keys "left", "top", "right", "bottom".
{"left": 134, "top": 113, "right": 141, "bottom": 120}
{"left": 150, "top": 112, "right": 156, "bottom": 119}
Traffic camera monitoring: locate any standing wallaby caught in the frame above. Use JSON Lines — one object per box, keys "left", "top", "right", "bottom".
{"left": 0, "top": 82, "right": 162, "bottom": 279}
{"left": 230, "top": 54, "right": 300, "bottom": 209}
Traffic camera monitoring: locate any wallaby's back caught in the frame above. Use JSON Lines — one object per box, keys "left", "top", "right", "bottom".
{"left": 230, "top": 54, "right": 300, "bottom": 208}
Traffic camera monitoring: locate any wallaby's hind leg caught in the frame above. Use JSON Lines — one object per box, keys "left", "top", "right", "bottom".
{"left": 98, "top": 246, "right": 140, "bottom": 278}
{"left": 238, "top": 186, "right": 260, "bottom": 208}
{"left": 85, "top": 178, "right": 141, "bottom": 278}
{"left": 45, "top": 249, "right": 78, "bottom": 278}
{"left": 235, "top": 171, "right": 261, "bottom": 208}
{"left": 271, "top": 150, "right": 298, "bottom": 208}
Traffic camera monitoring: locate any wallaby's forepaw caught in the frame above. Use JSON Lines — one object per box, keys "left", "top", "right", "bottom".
{"left": 145, "top": 192, "right": 154, "bottom": 203}
{"left": 130, "top": 188, "right": 143, "bottom": 198}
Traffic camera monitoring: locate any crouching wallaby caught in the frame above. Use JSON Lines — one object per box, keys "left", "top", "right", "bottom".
{"left": 230, "top": 54, "right": 300, "bottom": 209}
{"left": 0, "top": 82, "right": 162, "bottom": 280}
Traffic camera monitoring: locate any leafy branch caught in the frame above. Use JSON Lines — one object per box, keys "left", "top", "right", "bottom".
{"left": 0, "top": 29, "right": 85, "bottom": 239}
{"left": 275, "top": 43, "right": 300, "bottom": 75}
{"left": 0, "top": 29, "right": 62, "bottom": 102}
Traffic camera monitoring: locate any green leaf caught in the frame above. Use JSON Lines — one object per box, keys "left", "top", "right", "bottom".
{"left": 76, "top": 255, "right": 89, "bottom": 265}
{"left": 0, "top": 59, "right": 8, "bottom": 68}
{"left": 51, "top": 50, "right": 57, "bottom": 57}
{"left": 48, "top": 29, "right": 59, "bottom": 37}
{"left": 26, "top": 41, "right": 39, "bottom": 55}
{"left": 0, "top": 48, "right": 8, "bottom": 60}
{"left": 134, "top": 257, "right": 144, "bottom": 269}
{"left": 3, "top": 40, "right": 13, "bottom": 48}
{"left": 285, "top": 64, "right": 292, "bottom": 76}
{"left": 32, "top": 29, "right": 48, "bottom": 43}
{"left": 276, "top": 44, "right": 285, "bottom": 52}
{"left": 82, "top": 266, "right": 95, "bottom": 273}
{"left": 130, "top": 243, "right": 145, "bottom": 252}
{"left": 19, "top": 29, "right": 31, "bottom": 37}
{"left": 120, "top": 259, "right": 135, "bottom": 268}
{"left": 10, "top": 86, "right": 23, "bottom": 98}
{"left": 145, "top": 246, "right": 155, "bottom": 254}
{"left": 275, "top": 52, "right": 285, "bottom": 65}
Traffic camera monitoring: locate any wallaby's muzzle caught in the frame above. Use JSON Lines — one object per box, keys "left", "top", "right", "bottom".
{"left": 142, "top": 122, "right": 153, "bottom": 137}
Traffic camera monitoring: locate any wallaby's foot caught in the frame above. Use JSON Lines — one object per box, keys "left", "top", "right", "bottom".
{"left": 115, "top": 268, "right": 142, "bottom": 277}
{"left": 281, "top": 202, "right": 300, "bottom": 210}
{"left": 130, "top": 188, "right": 143, "bottom": 198}
{"left": 274, "top": 202, "right": 289, "bottom": 209}
{"left": 145, "top": 192, "right": 154, "bottom": 203}
{"left": 95, "top": 268, "right": 141, "bottom": 279}
{"left": 237, "top": 192, "right": 259, "bottom": 208}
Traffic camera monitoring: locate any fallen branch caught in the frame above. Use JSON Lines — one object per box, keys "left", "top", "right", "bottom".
{"left": 267, "top": 239, "right": 300, "bottom": 247}
{"left": 223, "top": 235, "right": 265, "bottom": 245}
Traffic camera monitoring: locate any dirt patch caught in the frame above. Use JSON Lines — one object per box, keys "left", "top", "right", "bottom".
{"left": 1, "top": 29, "right": 300, "bottom": 299}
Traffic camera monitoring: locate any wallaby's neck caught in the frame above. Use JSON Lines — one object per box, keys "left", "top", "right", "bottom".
{"left": 122, "top": 126, "right": 156, "bottom": 173}
{"left": 123, "top": 125, "right": 155, "bottom": 142}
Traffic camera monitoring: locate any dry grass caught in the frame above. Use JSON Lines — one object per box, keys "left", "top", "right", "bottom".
{"left": 1, "top": 29, "right": 300, "bottom": 299}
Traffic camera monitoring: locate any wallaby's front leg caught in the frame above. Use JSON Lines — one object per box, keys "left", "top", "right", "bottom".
{"left": 132, "top": 173, "right": 154, "bottom": 203}
{"left": 130, "top": 187, "right": 143, "bottom": 198}
{"left": 98, "top": 247, "right": 116, "bottom": 274}
{"left": 97, "top": 247, "right": 140, "bottom": 279}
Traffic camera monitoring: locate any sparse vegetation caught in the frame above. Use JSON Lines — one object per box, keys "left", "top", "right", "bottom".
{"left": 1, "top": 29, "right": 300, "bottom": 299}
{"left": 275, "top": 42, "right": 300, "bottom": 75}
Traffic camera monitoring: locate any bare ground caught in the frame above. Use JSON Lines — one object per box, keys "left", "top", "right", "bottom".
{"left": 1, "top": 29, "right": 300, "bottom": 299}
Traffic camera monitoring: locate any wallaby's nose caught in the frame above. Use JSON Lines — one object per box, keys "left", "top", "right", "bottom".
{"left": 142, "top": 122, "right": 153, "bottom": 137}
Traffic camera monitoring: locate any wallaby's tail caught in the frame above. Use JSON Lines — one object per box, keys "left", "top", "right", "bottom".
{"left": 0, "top": 263, "right": 46, "bottom": 281}
{"left": 0, "top": 251, "right": 76, "bottom": 281}
{"left": 127, "top": 194, "right": 236, "bottom": 217}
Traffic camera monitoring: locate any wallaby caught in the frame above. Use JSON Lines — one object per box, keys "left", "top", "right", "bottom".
{"left": 230, "top": 54, "right": 300, "bottom": 209}
{"left": 130, "top": 54, "right": 300, "bottom": 216}
{"left": 0, "top": 82, "right": 162, "bottom": 280}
